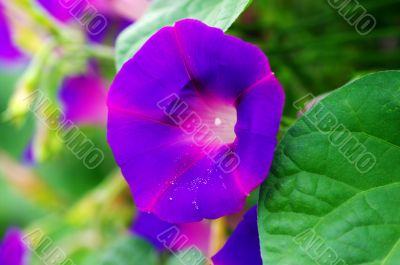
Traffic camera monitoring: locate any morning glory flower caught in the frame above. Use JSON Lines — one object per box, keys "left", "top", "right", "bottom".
{"left": 212, "top": 206, "right": 261, "bottom": 265}
{"left": 58, "top": 67, "right": 108, "bottom": 126}
{"left": 107, "top": 19, "right": 284, "bottom": 223}
{"left": 37, "top": 0, "right": 149, "bottom": 43}
{"left": 0, "top": 228, "right": 28, "bottom": 265}
{"left": 37, "top": 0, "right": 126, "bottom": 41}
{"left": 42, "top": 0, "right": 150, "bottom": 22}
{"left": 132, "top": 211, "right": 210, "bottom": 254}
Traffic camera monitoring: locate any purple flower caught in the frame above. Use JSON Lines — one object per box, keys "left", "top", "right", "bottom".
{"left": 22, "top": 140, "right": 35, "bottom": 165}
{"left": 58, "top": 69, "right": 108, "bottom": 126}
{"left": 0, "top": 228, "right": 28, "bottom": 265}
{"left": 36, "top": 0, "right": 119, "bottom": 42}
{"left": 107, "top": 19, "right": 284, "bottom": 223}
{"left": 132, "top": 211, "right": 210, "bottom": 254}
{"left": 37, "top": 0, "right": 149, "bottom": 43}
{"left": 212, "top": 206, "right": 261, "bottom": 265}
{"left": 37, "top": 0, "right": 72, "bottom": 23}
{"left": 0, "top": 4, "right": 22, "bottom": 61}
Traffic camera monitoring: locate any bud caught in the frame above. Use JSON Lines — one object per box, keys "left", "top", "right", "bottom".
{"left": 3, "top": 78, "right": 37, "bottom": 126}
{"left": 4, "top": 44, "right": 55, "bottom": 125}
{"left": 35, "top": 122, "right": 64, "bottom": 162}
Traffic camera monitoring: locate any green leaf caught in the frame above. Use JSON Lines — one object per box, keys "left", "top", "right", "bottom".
{"left": 115, "top": 0, "right": 252, "bottom": 69}
{"left": 98, "top": 235, "right": 158, "bottom": 265}
{"left": 258, "top": 71, "right": 400, "bottom": 265}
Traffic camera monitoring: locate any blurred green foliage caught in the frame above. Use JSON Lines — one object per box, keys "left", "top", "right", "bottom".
{"left": 230, "top": 0, "right": 400, "bottom": 116}
{"left": 0, "top": 66, "right": 34, "bottom": 158}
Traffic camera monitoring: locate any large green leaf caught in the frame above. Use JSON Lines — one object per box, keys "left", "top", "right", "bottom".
{"left": 115, "top": 0, "right": 252, "bottom": 69}
{"left": 258, "top": 71, "right": 400, "bottom": 265}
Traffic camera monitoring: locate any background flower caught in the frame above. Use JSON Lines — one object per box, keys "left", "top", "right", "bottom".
{"left": 0, "top": 4, "right": 23, "bottom": 61}
{"left": 0, "top": 228, "right": 28, "bottom": 265}
{"left": 37, "top": 0, "right": 149, "bottom": 43}
{"left": 58, "top": 65, "right": 108, "bottom": 126}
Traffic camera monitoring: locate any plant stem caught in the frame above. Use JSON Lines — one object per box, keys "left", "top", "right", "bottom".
{"left": 209, "top": 217, "right": 227, "bottom": 256}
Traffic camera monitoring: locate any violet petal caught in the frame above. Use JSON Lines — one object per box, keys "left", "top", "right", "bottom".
{"left": 59, "top": 71, "right": 108, "bottom": 125}
{"left": 0, "top": 5, "right": 22, "bottom": 61}
{"left": 212, "top": 206, "right": 262, "bottom": 265}
{"left": 107, "top": 19, "right": 284, "bottom": 223}
{"left": 37, "top": 0, "right": 72, "bottom": 23}
{"left": 0, "top": 228, "right": 28, "bottom": 265}
{"left": 132, "top": 212, "right": 210, "bottom": 254}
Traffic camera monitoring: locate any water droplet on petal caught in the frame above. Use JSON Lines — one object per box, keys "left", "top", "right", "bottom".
{"left": 192, "top": 200, "right": 199, "bottom": 210}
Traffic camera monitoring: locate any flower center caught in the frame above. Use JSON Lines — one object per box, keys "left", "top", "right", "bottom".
{"left": 198, "top": 103, "right": 237, "bottom": 144}
{"left": 159, "top": 84, "right": 237, "bottom": 144}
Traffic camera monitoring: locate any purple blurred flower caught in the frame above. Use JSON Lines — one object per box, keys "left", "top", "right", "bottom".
{"left": 0, "top": 4, "right": 22, "bottom": 61}
{"left": 37, "top": 0, "right": 72, "bottom": 23}
{"left": 37, "top": 0, "right": 127, "bottom": 41}
{"left": 22, "top": 140, "right": 35, "bottom": 165}
{"left": 37, "top": 0, "right": 149, "bottom": 43}
{"left": 212, "top": 206, "right": 261, "bottom": 265}
{"left": 132, "top": 211, "right": 210, "bottom": 254}
{"left": 107, "top": 19, "right": 284, "bottom": 223}
{"left": 0, "top": 228, "right": 28, "bottom": 265}
{"left": 59, "top": 68, "right": 108, "bottom": 126}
